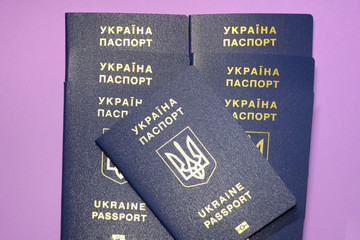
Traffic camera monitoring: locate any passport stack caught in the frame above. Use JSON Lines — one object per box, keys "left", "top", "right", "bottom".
{"left": 62, "top": 13, "right": 188, "bottom": 240}
{"left": 191, "top": 14, "right": 314, "bottom": 240}
{"left": 62, "top": 13, "right": 314, "bottom": 240}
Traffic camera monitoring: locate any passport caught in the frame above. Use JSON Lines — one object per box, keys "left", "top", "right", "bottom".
{"left": 67, "top": 49, "right": 189, "bottom": 85}
{"left": 192, "top": 53, "right": 314, "bottom": 93}
{"left": 190, "top": 14, "right": 313, "bottom": 56}
{"left": 66, "top": 13, "right": 189, "bottom": 54}
{"left": 62, "top": 21, "right": 189, "bottom": 238}
{"left": 62, "top": 81, "right": 173, "bottom": 240}
{"left": 96, "top": 66, "right": 296, "bottom": 240}
{"left": 193, "top": 52, "right": 314, "bottom": 239}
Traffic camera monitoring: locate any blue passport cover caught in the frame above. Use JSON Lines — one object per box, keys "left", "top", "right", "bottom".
{"left": 66, "top": 13, "right": 189, "bottom": 54}
{"left": 62, "top": 46, "right": 189, "bottom": 239}
{"left": 190, "top": 14, "right": 313, "bottom": 56}
{"left": 96, "top": 66, "right": 296, "bottom": 240}
{"left": 193, "top": 53, "right": 314, "bottom": 239}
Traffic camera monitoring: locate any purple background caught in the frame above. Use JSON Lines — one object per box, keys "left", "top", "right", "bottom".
{"left": 1, "top": 0, "right": 359, "bottom": 239}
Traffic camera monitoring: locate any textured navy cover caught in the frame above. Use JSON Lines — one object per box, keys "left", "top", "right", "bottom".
{"left": 190, "top": 14, "right": 313, "bottom": 56}
{"left": 66, "top": 13, "right": 189, "bottom": 54}
{"left": 96, "top": 67, "right": 296, "bottom": 240}
{"left": 62, "top": 48, "right": 188, "bottom": 239}
{"left": 194, "top": 53, "right": 314, "bottom": 239}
